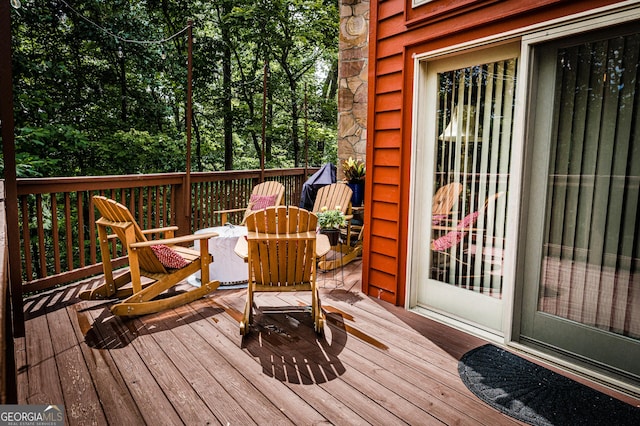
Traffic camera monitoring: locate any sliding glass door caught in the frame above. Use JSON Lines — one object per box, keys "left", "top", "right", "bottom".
{"left": 412, "top": 44, "right": 519, "bottom": 333}
{"left": 521, "top": 24, "right": 640, "bottom": 380}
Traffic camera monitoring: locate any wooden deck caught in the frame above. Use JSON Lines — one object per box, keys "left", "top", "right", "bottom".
{"left": 13, "top": 259, "right": 637, "bottom": 425}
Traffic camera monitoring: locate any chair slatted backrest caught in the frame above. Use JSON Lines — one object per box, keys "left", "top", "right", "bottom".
{"left": 245, "top": 206, "right": 317, "bottom": 287}
{"left": 312, "top": 183, "right": 353, "bottom": 215}
{"left": 241, "top": 181, "right": 286, "bottom": 223}
{"left": 432, "top": 182, "right": 463, "bottom": 216}
{"left": 93, "top": 195, "right": 167, "bottom": 273}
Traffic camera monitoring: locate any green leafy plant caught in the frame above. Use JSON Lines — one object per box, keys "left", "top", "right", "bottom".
{"left": 317, "top": 206, "right": 346, "bottom": 229}
{"left": 342, "top": 157, "right": 365, "bottom": 183}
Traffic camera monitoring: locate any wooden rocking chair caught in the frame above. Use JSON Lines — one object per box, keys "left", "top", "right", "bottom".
{"left": 79, "top": 196, "right": 220, "bottom": 316}
{"left": 241, "top": 206, "right": 324, "bottom": 335}
{"left": 311, "top": 183, "right": 362, "bottom": 271}
{"left": 430, "top": 192, "right": 505, "bottom": 276}
{"left": 312, "top": 182, "right": 353, "bottom": 216}
{"left": 213, "top": 180, "right": 285, "bottom": 225}
{"left": 431, "top": 182, "right": 463, "bottom": 225}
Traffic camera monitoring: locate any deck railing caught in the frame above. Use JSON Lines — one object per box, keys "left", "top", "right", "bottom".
{"left": 14, "top": 168, "right": 317, "bottom": 294}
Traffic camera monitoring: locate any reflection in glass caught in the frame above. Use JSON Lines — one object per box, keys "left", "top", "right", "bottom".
{"left": 538, "top": 33, "right": 640, "bottom": 340}
{"left": 430, "top": 59, "right": 518, "bottom": 298}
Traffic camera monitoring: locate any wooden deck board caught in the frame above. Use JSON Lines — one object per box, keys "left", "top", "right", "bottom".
{"left": 218, "top": 315, "right": 392, "bottom": 424}
{"left": 173, "top": 303, "right": 320, "bottom": 425}
{"left": 256, "top": 303, "right": 439, "bottom": 425}
{"left": 47, "top": 307, "right": 106, "bottom": 424}
{"left": 269, "top": 291, "right": 519, "bottom": 425}
{"left": 124, "top": 316, "right": 220, "bottom": 425}
{"left": 138, "top": 308, "right": 262, "bottom": 426}
{"left": 68, "top": 303, "right": 145, "bottom": 426}
{"left": 313, "top": 301, "right": 519, "bottom": 425}
{"left": 79, "top": 301, "right": 184, "bottom": 425}
{"left": 22, "top": 313, "right": 65, "bottom": 405}
{"left": 14, "top": 260, "right": 522, "bottom": 425}
{"left": 188, "top": 297, "right": 358, "bottom": 425}
{"left": 245, "top": 298, "right": 411, "bottom": 425}
{"left": 16, "top": 259, "right": 638, "bottom": 425}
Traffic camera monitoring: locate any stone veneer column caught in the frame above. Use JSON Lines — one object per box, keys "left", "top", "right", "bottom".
{"left": 338, "top": 0, "right": 369, "bottom": 178}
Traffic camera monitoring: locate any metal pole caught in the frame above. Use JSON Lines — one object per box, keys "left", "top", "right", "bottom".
{"left": 304, "top": 82, "right": 309, "bottom": 176}
{"left": 185, "top": 20, "right": 193, "bottom": 222}
{"left": 260, "top": 59, "right": 267, "bottom": 183}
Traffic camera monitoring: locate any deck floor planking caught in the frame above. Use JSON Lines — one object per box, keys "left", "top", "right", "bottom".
{"left": 16, "top": 259, "right": 639, "bottom": 425}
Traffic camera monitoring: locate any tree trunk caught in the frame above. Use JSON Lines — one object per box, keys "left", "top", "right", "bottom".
{"left": 221, "top": 4, "right": 233, "bottom": 170}
{"left": 323, "top": 58, "right": 338, "bottom": 100}
{"left": 286, "top": 71, "right": 299, "bottom": 167}
{"left": 266, "top": 60, "right": 273, "bottom": 163}
{"left": 119, "top": 56, "right": 127, "bottom": 124}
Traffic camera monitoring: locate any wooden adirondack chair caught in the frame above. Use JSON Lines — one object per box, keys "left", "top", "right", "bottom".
{"left": 431, "top": 192, "right": 506, "bottom": 274}
{"left": 431, "top": 182, "right": 463, "bottom": 224}
{"left": 312, "top": 182, "right": 353, "bottom": 215}
{"left": 311, "top": 182, "right": 362, "bottom": 271}
{"left": 79, "top": 196, "right": 220, "bottom": 316}
{"left": 241, "top": 206, "right": 323, "bottom": 335}
{"left": 214, "top": 180, "right": 285, "bottom": 225}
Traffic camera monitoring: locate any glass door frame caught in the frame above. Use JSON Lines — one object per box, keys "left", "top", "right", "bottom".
{"left": 517, "top": 18, "right": 640, "bottom": 384}
{"left": 406, "top": 42, "right": 522, "bottom": 337}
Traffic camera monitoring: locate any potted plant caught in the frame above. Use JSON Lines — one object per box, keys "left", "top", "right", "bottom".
{"left": 342, "top": 157, "right": 365, "bottom": 207}
{"left": 316, "top": 206, "right": 346, "bottom": 245}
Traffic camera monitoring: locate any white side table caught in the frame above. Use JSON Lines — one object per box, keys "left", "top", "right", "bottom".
{"left": 189, "top": 224, "right": 249, "bottom": 287}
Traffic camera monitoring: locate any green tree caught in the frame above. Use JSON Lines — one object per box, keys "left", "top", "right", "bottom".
{"left": 7, "top": 0, "right": 338, "bottom": 177}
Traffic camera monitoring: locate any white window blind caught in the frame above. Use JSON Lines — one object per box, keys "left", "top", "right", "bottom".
{"left": 430, "top": 58, "right": 517, "bottom": 296}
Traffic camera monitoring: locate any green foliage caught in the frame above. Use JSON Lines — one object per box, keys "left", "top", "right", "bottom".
{"left": 9, "top": 0, "right": 338, "bottom": 177}
{"left": 316, "top": 206, "right": 346, "bottom": 230}
{"left": 97, "top": 130, "right": 186, "bottom": 174}
{"left": 0, "top": 154, "right": 44, "bottom": 178}
{"left": 342, "top": 157, "right": 366, "bottom": 183}
{"left": 14, "top": 125, "right": 93, "bottom": 176}
{"left": 306, "top": 123, "right": 337, "bottom": 166}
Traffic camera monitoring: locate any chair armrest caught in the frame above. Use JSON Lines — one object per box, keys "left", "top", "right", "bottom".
{"left": 141, "top": 226, "right": 179, "bottom": 235}
{"left": 107, "top": 226, "right": 180, "bottom": 241}
{"left": 130, "top": 232, "right": 218, "bottom": 248}
{"left": 105, "top": 233, "right": 119, "bottom": 241}
{"left": 213, "top": 207, "right": 246, "bottom": 225}
{"left": 214, "top": 208, "right": 246, "bottom": 215}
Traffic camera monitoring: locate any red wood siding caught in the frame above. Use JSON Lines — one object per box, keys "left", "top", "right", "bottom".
{"left": 362, "top": 0, "right": 626, "bottom": 305}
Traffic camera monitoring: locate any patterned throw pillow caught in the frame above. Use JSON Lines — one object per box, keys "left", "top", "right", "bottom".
{"left": 432, "top": 214, "right": 448, "bottom": 225}
{"left": 150, "top": 244, "right": 190, "bottom": 269}
{"left": 431, "top": 230, "right": 466, "bottom": 251}
{"left": 430, "top": 211, "right": 480, "bottom": 251}
{"left": 457, "top": 211, "right": 479, "bottom": 229}
{"left": 249, "top": 194, "right": 278, "bottom": 211}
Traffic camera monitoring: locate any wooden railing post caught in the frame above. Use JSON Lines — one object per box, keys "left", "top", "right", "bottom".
{"left": 1, "top": 181, "right": 18, "bottom": 404}
{"left": 1, "top": 0, "right": 21, "bottom": 404}
{"left": 173, "top": 176, "right": 191, "bottom": 236}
